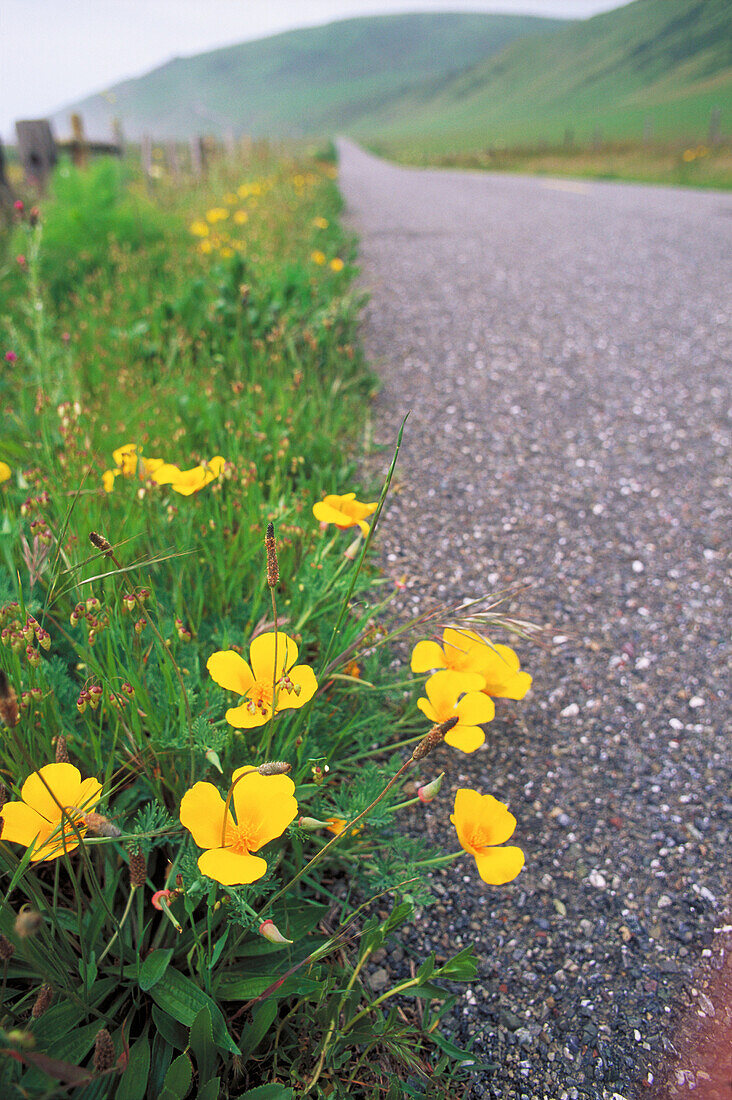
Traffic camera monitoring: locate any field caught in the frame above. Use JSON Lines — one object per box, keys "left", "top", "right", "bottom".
{"left": 0, "top": 148, "right": 536, "bottom": 1096}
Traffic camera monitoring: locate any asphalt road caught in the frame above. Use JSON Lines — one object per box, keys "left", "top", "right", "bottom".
{"left": 337, "top": 140, "right": 732, "bottom": 1099}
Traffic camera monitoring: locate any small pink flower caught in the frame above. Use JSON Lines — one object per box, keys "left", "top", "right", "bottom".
{"left": 61, "top": 332, "right": 71, "bottom": 343}
{"left": 13, "top": 200, "right": 24, "bottom": 213}
{"left": 16, "top": 255, "right": 26, "bottom": 268}
{"left": 4, "top": 351, "right": 18, "bottom": 364}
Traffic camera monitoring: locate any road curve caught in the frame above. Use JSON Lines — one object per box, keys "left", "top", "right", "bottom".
{"left": 337, "top": 139, "right": 732, "bottom": 1098}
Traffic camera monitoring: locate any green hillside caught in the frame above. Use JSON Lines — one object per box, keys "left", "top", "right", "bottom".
{"left": 55, "top": 13, "right": 565, "bottom": 140}
{"left": 361, "top": 0, "right": 732, "bottom": 150}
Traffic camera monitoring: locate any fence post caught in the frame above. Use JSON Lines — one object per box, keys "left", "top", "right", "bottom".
{"left": 15, "top": 120, "right": 57, "bottom": 190}
{"left": 70, "top": 112, "right": 88, "bottom": 168}
{"left": 189, "top": 135, "right": 205, "bottom": 177}
{"left": 166, "top": 141, "right": 180, "bottom": 181}
{"left": 111, "top": 117, "right": 125, "bottom": 157}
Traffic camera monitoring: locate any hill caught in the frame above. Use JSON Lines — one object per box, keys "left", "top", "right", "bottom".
{"left": 360, "top": 0, "right": 732, "bottom": 150}
{"left": 53, "top": 13, "right": 565, "bottom": 141}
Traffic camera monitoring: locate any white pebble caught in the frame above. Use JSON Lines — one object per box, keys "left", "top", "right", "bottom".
{"left": 561, "top": 703, "right": 579, "bottom": 717}
{"left": 588, "top": 869, "right": 606, "bottom": 889}
{"left": 632, "top": 560, "right": 644, "bottom": 573}
{"left": 689, "top": 696, "right": 704, "bottom": 708}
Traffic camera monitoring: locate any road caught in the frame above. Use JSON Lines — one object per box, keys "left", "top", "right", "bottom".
{"left": 337, "top": 140, "right": 732, "bottom": 1099}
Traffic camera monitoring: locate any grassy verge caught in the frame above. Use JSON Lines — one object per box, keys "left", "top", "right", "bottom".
{"left": 367, "top": 137, "right": 732, "bottom": 191}
{"left": 0, "top": 149, "right": 533, "bottom": 1096}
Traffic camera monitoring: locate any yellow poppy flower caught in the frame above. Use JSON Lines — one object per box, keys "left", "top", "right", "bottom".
{"left": 310, "top": 250, "right": 326, "bottom": 266}
{"left": 0, "top": 461, "right": 11, "bottom": 484}
{"left": 417, "top": 670, "right": 494, "bottom": 753}
{"left": 206, "top": 207, "right": 229, "bottom": 224}
{"left": 189, "top": 220, "right": 209, "bottom": 237}
{"left": 329, "top": 258, "right": 344, "bottom": 272}
{"left": 207, "top": 631, "right": 318, "bottom": 729}
{"left": 233, "top": 210, "right": 249, "bottom": 225}
{"left": 451, "top": 788, "right": 524, "bottom": 885}
{"left": 473, "top": 639, "right": 532, "bottom": 701}
{"left": 412, "top": 629, "right": 531, "bottom": 701}
{"left": 312, "top": 492, "right": 378, "bottom": 538}
{"left": 0, "top": 763, "right": 102, "bottom": 862}
{"left": 180, "top": 768, "right": 298, "bottom": 885}
{"left": 102, "top": 444, "right": 164, "bottom": 492}
{"left": 151, "top": 456, "right": 225, "bottom": 496}
{"left": 312, "top": 217, "right": 329, "bottom": 229}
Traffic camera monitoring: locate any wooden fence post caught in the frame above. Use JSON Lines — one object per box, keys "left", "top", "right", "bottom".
{"left": 111, "top": 117, "right": 125, "bottom": 157}
{"left": 189, "top": 135, "right": 205, "bottom": 177}
{"left": 15, "top": 120, "right": 57, "bottom": 189}
{"left": 70, "top": 112, "right": 88, "bottom": 168}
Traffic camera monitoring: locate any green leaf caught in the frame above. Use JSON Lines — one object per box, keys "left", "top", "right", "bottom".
{"left": 139, "top": 948, "right": 174, "bottom": 992}
{"left": 161, "top": 1053, "right": 192, "bottom": 1098}
{"left": 196, "top": 1079, "right": 221, "bottom": 1100}
{"left": 152, "top": 1005, "right": 188, "bottom": 1050}
{"left": 149, "top": 1034, "right": 173, "bottom": 1095}
{"left": 150, "top": 969, "right": 238, "bottom": 1054}
{"left": 400, "top": 981, "right": 448, "bottom": 1001}
{"left": 416, "top": 954, "right": 435, "bottom": 983}
{"left": 115, "top": 1034, "right": 151, "bottom": 1100}
{"left": 239, "top": 999, "right": 277, "bottom": 1064}
{"left": 188, "top": 1006, "right": 216, "bottom": 1084}
{"left": 236, "top": 1087, "right": 293, "bottom": 1099}
{"left": 435, "top": 945, "right": 477, "bottom": 981}
{"left": 382, "top": 900, "right": 413, "bottom": 935}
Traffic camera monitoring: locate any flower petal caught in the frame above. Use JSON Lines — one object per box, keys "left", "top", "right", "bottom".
{"left": 77, "top": 778, "right": 103, "bottom": 813}
{"left": 456, "top": 692, "right": 495, "bottom": 726}
{"left": 444, "top": 723, "right": 486, "bottom": 753}
{"left": 225, "top": 703, "right": 267, "bottom": 729}
{"left": 410, "top": 640, "right": 447, "bottom": 673}
{"left": 488, "top": 668, "right": 532, "bottom": 701}
{"left": 473, "top": 845, "right": 525, "bottom": 885}
{"left": 21, "top": 764, "right": 84, "bottom": 823}
{"left": 207, "top": 651, "right": 254, "bottom": 695}
{"left": 198, "top": 848, "right": 268, "bottom": 885}
{"left": 231, "top": 771, "right": 298, "bottom": 850}
{"left": 416, "top": 696, "right": 438, "bottom": 723}
{"left": 0, "top": 802, "right": 49, "bottom": 848}
{"left": 425, "top": 670, "right": 483, "bottom": 720}
{"left": 150, "top": 463, "right": 182, "bottom": 487}
{"left": 276, "top": 664, "right": 317, "bottom": 711}
{"left": 250, "top": 632, "right": 298, "bottom": 681}
{"left": 180, "top": 782, "right": 232, "bottom": 850}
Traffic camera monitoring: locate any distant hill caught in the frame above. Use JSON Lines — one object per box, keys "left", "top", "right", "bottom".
{"left": 362, "top": 0, "right": 732, "bottom": 150}
{"left": 51, "top": 13, "right": 566, "bottom": 141}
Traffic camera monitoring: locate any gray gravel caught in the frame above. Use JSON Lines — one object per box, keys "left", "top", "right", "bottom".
{"left": 337, "top": 140, "right": 732, "bottom": 1099}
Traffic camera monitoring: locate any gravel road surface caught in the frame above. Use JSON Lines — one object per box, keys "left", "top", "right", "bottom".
{"left": 336, "top": 140, "right": 731, "bottom": 1099}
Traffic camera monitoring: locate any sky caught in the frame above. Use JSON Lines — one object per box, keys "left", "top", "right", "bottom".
{"left": 1, "top": 0, "right": 631, "bottom": 140}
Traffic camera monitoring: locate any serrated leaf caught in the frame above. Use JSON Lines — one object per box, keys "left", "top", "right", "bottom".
{"left": 139, "top": 948, "right": 174, "bottom": 992}
{"left": 115, "top": 1034, "right": 150, "bottom": 1100}
{"left": 152, "top": 1005, "right": 188, "bottom": 1050}
{"left": 237, "top": 1087, "right": 294, "bottom": 1099}
{"left": 162, "top": 1052, "right": 192, "bottom": 1098}
{"left": 150, "top": 969, "right": 238, "bottom": 1054}
{"left": 196, "top": 1079, "right": 221, "bottom": 1100}
{"left": 189, "top": 1006, "right": 216, "bottom": 1084}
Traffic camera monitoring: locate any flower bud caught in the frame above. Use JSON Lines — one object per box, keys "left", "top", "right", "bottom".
{"left": 134, "top": 618, "right": 146, "bottom": 636}
{"left": 265, "top": 522, "right": 279, "bottom": 588}
{"left": 128, "top": 847, "right": 147, "bottom": 889}
{"left": 258, "top": 919, "right": 292, "bottom": 945}
{"left": 88, "top": 685, "right": 103, "bottom": 710}
{"left": 55, "top": 735, "right": 70, "bottom": 763}
{"left": 76, "top": 691, "right": 89, "bottom": 715}
{"left": 86, "top": 596, "right": 101, "bottom": 613}
{"left": 26, "top": 646, "right": 41, "bottom": 668}
{"left": 36, "top": 628, "right": 51, "bottom": 651}
{"left": 297, "top": 816, "right": 331, "bottom": 831}
{"left": 417, "top": 773, "right": 445, "bottom": 803}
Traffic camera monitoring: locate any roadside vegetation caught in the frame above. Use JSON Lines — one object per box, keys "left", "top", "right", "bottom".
{"left": 0, "top": 150, "right": 534, "bottom": 1097}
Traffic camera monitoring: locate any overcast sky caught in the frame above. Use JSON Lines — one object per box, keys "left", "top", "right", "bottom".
{"left": 1, "top": 0, "right": 631, "bottom": 140}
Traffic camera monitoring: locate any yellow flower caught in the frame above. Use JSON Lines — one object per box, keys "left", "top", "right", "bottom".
{"left": 0, "top": 461, "right": 11, "bottom": 484}
{"left": 312, "top": 492, "right": 378, "bottom": 537}
{"left": 0, "top": 763, "right": 102, "bottom": 862}
{"left": 207, "top": 631, "right": 318, "bottom": 729}
{"left": 102, "top": 444, "right": 164, "bottom": 492}
{"left": 411, "top": 628, "right": 531, "bottom": 700}
{"left": 451, "top": 788, "right": 524, "bottom": 885}
{"left": 233, "top": 210, "right": 249, "bottom": 225}
{"left": 151, "top": 456, "right": 225, "bottom": 496}
{"left": 206, "top": 207, "right": 229, "bottom": 224}
{"left": 325, "top": 816, "right": 363, "bottom": 836}
{"left": 312, "top": 217, "right": 329, "bottom": 229}
{"left": 310, "top": 250, "right": 326, "bottom": 266}
{"left": 417, "top": 670, "right": 494, "bottom": 753}
{"left": 180, "top": 768, "right": 298, "bottom": 885}
{"left": 223, "top": 192, "right": 238, "bottom": 205}
{"left": 189, "top": 220, "right": 210, "bottom": 237}
{"left": 199, "top": 240, "right": 213, "bottom": 255}
{"left": 329, "top": 258, "right": 344, "bottom": 272}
